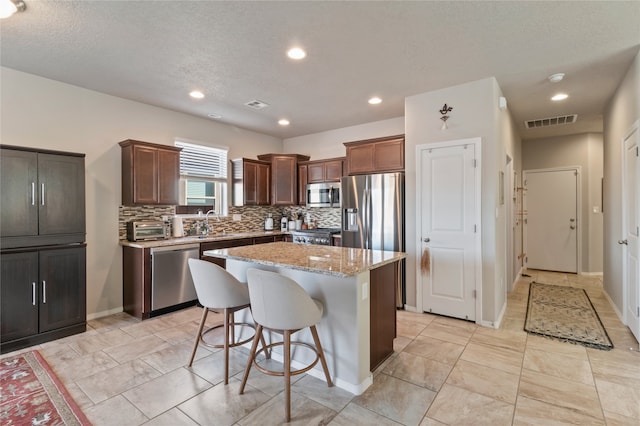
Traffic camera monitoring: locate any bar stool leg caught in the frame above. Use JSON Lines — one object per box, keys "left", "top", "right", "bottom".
{"left": 188, "top": 307, "right": 209, "bottom": 367}
{"left": 229, "top": 311, "right": 235, "bottom": 344}
{"left": 239, "top": 324, "right": 262, "bottom": 395}
{"left": 284, "top": 330, "right": 291, "bottom": 422}
{"left": 223, "top": 308, "right": 230, "bottom": 384}
{"left": 310, "top": 325, "right": 333, "bottom": 387}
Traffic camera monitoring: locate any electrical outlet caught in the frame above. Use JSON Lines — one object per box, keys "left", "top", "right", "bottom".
{"left": 232, "top": 214, "right": 242, "bottom": 221}
{"left": 362, "top": 282, "right": 368, "bottom": 300}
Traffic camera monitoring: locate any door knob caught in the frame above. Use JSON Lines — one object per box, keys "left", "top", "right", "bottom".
{"left": 618, "top": 239, "right": 628, "bottom": 245}
{"left": 422, "top": 238, "right": 430, "bottom": 243}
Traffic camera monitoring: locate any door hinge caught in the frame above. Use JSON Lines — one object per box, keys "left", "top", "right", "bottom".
{"left": 472, "top": 159, "right": 477, "bottom": 168}
{"left": 474, "top": 224, "right": 477, "bottom": 233}
{"left": 637, "top": 306, "right": 639, "bottom": 317}
{"left": 636, "top": 146, "right": 639, "bottom": 157}
{"left": 472, "top": 290, "right": 477, "bottom": 298}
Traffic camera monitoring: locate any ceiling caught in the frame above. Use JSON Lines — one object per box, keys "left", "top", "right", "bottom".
{"left": 1, "top": 1, "right": 639, "bottom": 140}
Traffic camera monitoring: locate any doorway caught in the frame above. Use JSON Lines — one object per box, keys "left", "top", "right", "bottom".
{"left": 416, "top": 138, "right": 482, "bottom": 322}
{"left": 622, "top": 121, "right": 639, "bottom": 343}
{"left": 524, "top": 167, "right": 581, "bottom": 273}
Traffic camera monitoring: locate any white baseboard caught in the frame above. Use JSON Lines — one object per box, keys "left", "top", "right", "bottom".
{"left": 86, "top": 306, "right": 124, "bottom": 321}
{"left": 580, "top": 272, "right": 604, "bottom": 276}
{"left": 510, "top": 267, "right": 524, "bottom": 291}
{"left": 602, "top": 288, "right": 624, "bottom": 323}
{"left": 403, "top": 305, "right": 419, "bottom": 313}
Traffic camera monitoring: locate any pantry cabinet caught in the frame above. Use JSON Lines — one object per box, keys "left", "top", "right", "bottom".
{"left": 344, "top": 135, "right": 404, "bottom": 175}
{"left": 1, "top": 245, "right": 86, "bottom": 353}
{"left": 231, "top": 158, "right": 271, "bottom": 206}
{"left": 120, "top": 139, "right": 181, "bottom": 206}
{"left": 258, "top": 153, "right": 310, "bottom": 205}
{"left": 1, "top": 147, "right": 86, "bottom": 249}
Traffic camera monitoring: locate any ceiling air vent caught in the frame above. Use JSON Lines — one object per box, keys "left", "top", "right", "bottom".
{"left": 244, "top": 99, "right": 270, "bottom": 109}
{"left": 525, "top": 114, "right": 577, "bottom": 129}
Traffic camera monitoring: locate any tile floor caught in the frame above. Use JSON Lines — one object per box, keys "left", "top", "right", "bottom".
{"left": 3, "top": 270, "right": 640, "bottom": 425}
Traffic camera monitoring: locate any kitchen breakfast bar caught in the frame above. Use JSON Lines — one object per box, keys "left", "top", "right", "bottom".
{"left": 203, "top": 241, "right": 405, "bottom": 395}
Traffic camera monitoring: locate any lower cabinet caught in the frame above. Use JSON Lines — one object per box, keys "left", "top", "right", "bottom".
{"left": 369, "top": 261, "right": 397, "bottom": 371}
{"left": 1, "top": 245, "right": 86, "bottom": 353}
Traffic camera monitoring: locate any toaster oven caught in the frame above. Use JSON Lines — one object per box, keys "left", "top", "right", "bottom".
{"left": 126, "top": 221, "right": 168, "bottom": 242}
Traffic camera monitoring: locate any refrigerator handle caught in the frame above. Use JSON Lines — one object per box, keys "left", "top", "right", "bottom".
{"left": 364, "top": 187, "right": 370, "bottom": 249}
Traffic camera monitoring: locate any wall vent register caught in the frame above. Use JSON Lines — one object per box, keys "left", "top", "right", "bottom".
{"left": 525, "top": 114, "right": 577, "bottom": 129}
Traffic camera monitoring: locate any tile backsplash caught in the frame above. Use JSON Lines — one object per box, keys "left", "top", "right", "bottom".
{"left": 119, "top": 205, "right": 341, "bottom": 240}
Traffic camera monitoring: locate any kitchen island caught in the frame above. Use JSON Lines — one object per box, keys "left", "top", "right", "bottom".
{"left": 203, "top": 241, "right": 405, "bottom": 395}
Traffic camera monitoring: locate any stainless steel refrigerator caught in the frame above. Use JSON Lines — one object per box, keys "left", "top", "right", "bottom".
{"left": 341, "top": 173, "right": 405, "bottom": 307}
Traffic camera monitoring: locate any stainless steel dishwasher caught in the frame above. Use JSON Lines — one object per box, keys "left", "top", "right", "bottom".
{"left": 150, "top": 243, "right": 200, "bottom": 311}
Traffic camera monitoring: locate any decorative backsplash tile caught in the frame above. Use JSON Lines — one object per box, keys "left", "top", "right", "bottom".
{"left": 118, "top": 205, "right": 341, "bottom": 240}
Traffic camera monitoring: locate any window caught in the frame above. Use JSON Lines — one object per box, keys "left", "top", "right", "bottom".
{"left": 175, "top": 140, "right": 228, "bottom": 215}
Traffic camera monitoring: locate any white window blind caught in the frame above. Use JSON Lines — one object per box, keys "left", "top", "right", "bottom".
{"left": 175, "top": 141, "right": 228, "bottom": 179}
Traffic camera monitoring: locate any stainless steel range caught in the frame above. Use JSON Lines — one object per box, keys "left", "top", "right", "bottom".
{"left": 291, "top": 228, "right": 341, "bottom": 245}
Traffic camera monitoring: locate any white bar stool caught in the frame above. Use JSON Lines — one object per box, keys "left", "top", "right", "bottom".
{"left": 239, "top": 268, "right": 333, "bottom": 422}
{"left": 187, "top": 259, "right": 268, "bottom": 384}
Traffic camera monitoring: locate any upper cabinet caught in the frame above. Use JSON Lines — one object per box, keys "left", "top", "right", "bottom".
{"left": 119, "top": 140, "right": 181, "bottom": 206}
{"left": 231, "top": 158, "right": 271, "bottom": 206}
{"left": 1, "top": 146, "right": 85, "bottom": 249}
{"left": 344, "top": 135, "right": 405, "bottom": 175}
{"left": 306, "top": 157, "right": 345, "bottom": 183}
{"left": 297, "top": 163, "right": 308, "bottom": 206}
{"left": 257, "top": 154, "right": 310, "bottom": 205}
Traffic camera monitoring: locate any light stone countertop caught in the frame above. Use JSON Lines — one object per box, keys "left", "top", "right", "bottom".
{"left": 203, "top": 241, "right": 406, "bottom": 277}
{"left": 119, "top": 230, "right": 288, "bottom": 248}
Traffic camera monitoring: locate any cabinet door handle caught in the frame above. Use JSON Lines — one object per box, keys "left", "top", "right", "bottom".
{"left": 42, "top": 281, "right": 46, "bottom": 303}
{"left": 41, "top": 183, "right": 45, "bottom": 205}
{"left": 31, "top": 182, "right": 36, "bottom": 205}
{"left": 32, "top": 282, "right": 36, "bottom": 306}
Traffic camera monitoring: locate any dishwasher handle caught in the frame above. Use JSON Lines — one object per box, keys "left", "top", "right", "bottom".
{"left": 150, "top": 243, "right": 201, "bottom": 255}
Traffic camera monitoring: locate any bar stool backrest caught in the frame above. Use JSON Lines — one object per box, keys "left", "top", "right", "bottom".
{"left": 188, "top": 259, "right": 249, "bottom": 309}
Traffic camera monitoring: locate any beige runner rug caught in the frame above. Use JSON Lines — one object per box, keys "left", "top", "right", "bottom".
{"left": 524, "top": 282, "right": 613, "bottom": 350}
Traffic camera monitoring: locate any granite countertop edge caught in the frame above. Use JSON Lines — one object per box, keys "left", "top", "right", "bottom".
{"left": 119, "top": 230, "right": 288, "bottom": 248}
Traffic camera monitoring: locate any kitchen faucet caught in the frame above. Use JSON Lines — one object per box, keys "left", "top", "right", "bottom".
{"left": 203, "top": 209, "right": 220, "bottom": 235}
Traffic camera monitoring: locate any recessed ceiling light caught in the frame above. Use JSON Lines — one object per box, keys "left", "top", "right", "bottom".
{"left": 278, "top": 119, "right": 290, "bottom": 126}
{"left": 189, "top": 90, "right": 204, "bottom": 99}
{"left": 548, "top": 73, "right": 565, "bottom": 83}
{"left": 368, "top": 97, "right": 382, "bottom": 105}
{"left": 551, "top": 93, "right": 569, "bottom": 101}
{"left": 287, "top": 47, "right": 306, "bottom": 60}
{"left": 207, "top": 113, "right": 222, "bottom": 119}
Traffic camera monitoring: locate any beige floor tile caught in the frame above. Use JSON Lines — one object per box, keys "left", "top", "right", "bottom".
{"left": 154, "top": 321, "right": 201, "bottom": 345}
{"left": 123, "top": 367, "right": 212, "bottom": 418}
{"left": 523, "top": 348, "right": 594, "bottom": 385}
{"left": 352, "top": 373, "right": 436, "bottom": 425}
{"left": 426, "top": 384, "right": 514, "bottom": 426}
{"left": 603, "top": 410, "right": 640, "bottom": 426}
{"left": 140, "top": 341, "right": 210, "bottom": 374}
{"left": 588, "top": 348, "right": 640, "bottom": 388}
{"left": 76, "top": 359, "right": 162, "bottom": 403}
{"left": 328, "top": 402, "right": 401, "bottom": 425}
{"left": 460, "top": 342, "right": 523, "bottom": 375}
{"left": 104, "top": 334, "right": 172, "bottom": 364}
{"left": 526, "top": 334, "right": 588, "bottom": 357}
{"left": 52, "top": 350, "right": 120, "bottom": 383}
{"left": 64, "top": 382, "right": 95, "bottom": 410}
{"left": 513, "top": 395, "right": 605, "bottom": 425}
{"left": 68, "top": 328, "right": 135, "bottom": 355}
{"left": 189, "top": 346, "right": 251, "bottom": 385}
{"left": 292, "top": 374, "right": 353, "bottom": 412}
{"left": 382, "top": 351, "right": 452, "bottom": 391}
{"left": 37, "top": 342, "right": 82, "bottom": 367}
{"left": 88, "top": 312, "right": 141, "bottom": 333}
{"left": 393, "top": 335, "right": 412, "bottom": 352}
{"left": 144, "top": 407, "right": 199, "bottom": 425}
{"left": 232, "top": 358, "right": 304, "bottom": 397}
{"left": 397, "top": 310, "right": 437, "bottom": 325}
{"left": 446, "top": 359, "right": 520, "bottom": 404}
{"left": 419, "top": 320, "right": 474, "bottom": 345}
{"left": 178, "top": 379, "right": 271, "bottom": 426}
{"left": 404, "top": 335, "right": 465, "bottom": 365}
{"left": 84, "top": 394, "right": 149, "bottom": 426}
{"left": 237, "top": 391, "right": 337, "bottom": 425}
{"left": 518, "top": 369, "right": 603, "bottom": 420}
{"left": 472, "top": 327, "right": 527, "bottom": 352}
{"left": 594, "top": 378, "right": 640, "bottom": 420}
{"left": 420, "top": 417, "right": 447, "bottom": 426}
{"left": 397, "top": 320, "right": 428, "bottom": 338}
{"left": 432, "top": 315, "right": 478, "bottom": 332}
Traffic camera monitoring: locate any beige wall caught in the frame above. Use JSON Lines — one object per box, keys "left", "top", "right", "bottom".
{"left": 603, "top": 50, "right": 640, "bottom": 314}
{"left": 522, "top": 133, "right": 604, "bottom": 273}
{"left": 0, "top": 67, "right": 283, "bottom": 318}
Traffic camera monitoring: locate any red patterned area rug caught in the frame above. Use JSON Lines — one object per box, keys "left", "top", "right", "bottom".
{"left": 0, "top": 350, "right": 91, "bottom": 425}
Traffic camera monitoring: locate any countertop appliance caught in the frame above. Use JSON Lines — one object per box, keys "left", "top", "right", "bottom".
{"left": 127, "top": 220, "right": 168, "bottom": 242}
{"left": 291, "top": 228, "right": 341, "bottom": 245}
{"left": 341, "top": 173, "right": 405, "bottom": 307}
{"left": 307, "top": 182, "right": 340, "bottom": 208}
{"left": 150, "top": 243, "right": 199, "bottom": 312}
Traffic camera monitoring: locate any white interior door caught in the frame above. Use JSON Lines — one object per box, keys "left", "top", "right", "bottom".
{"left": 525, "top": 169, "right": 578, "bottom": 273}
{"left": 418, "top": 141, "right": 479, "bottom": 321}
{"left": 622, "top": 124, "right": 639, "bottom": 343}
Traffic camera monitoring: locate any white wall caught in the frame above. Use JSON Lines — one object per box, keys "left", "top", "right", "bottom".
{"left": 603, "top": 50, "right": 640, "bottom": 313}
{"left": 522, "top": 133, "right": 604, "bottom": 273}
{"left": 406, "top": 77, "right": 515, "bottom": 324}
{"left": 0, "top": 67, "right": 283, "bottom": 318}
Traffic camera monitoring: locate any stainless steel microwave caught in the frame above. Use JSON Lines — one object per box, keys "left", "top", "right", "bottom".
{"left": 306, "top": 182, "right": 340, "bottom": 208}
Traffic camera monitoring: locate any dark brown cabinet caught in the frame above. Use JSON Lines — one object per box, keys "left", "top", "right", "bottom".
{"left": 1, "top": 245, "right": 86, "bottom": 353}
{"left": 1, "top": 147, "right": 85, "bottom": 249}
{"left": 369, "top": 261, "right": 397, "bottom": 370}
{"left": 298, "top": 164, "right": 308, "bottom": 206}
{"left": 344, "top": 135, "right": 404, "bottom": 175}
{"left": 306, "top": 158, "right": 344, "bottom": 183}
{"left": 120, "top": 139, "right": 181, "bottom": 206}
{"left": 231, "top": 158, "right": 271, "bottom": 206}
{"left": 257, "top": 154, "right": 310, "bottom": 205}
{"left": 199, "top": 238, "right": 253, "bottom": 269}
